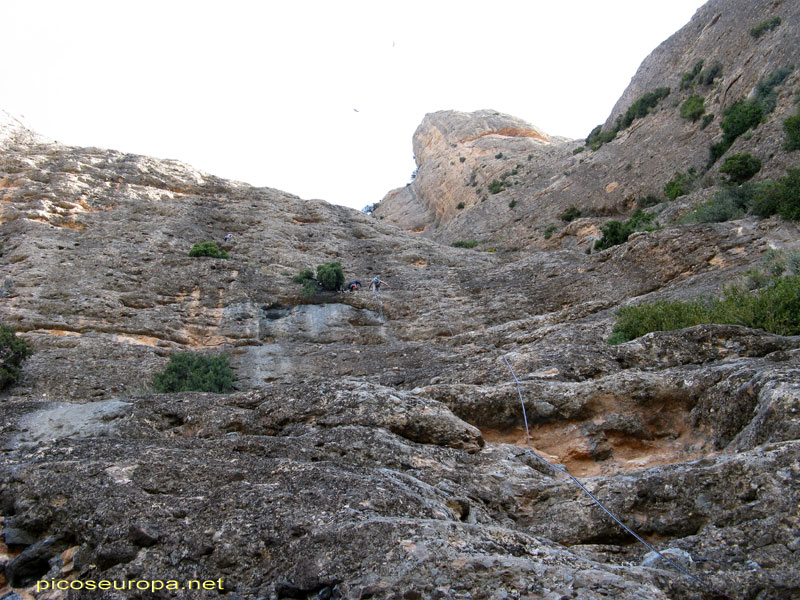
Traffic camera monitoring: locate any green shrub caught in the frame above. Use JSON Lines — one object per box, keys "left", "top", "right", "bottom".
{"left": 572, "top": 146, "right": 585, "bottom": 155}
{"left": 560, "top": 206, "right": 582, "bottom": 222}
{"left": 152, "top": 352, "right": 234, "bottom": 393}
{"left": 456, "top": 202, "right": 465, "bottom": 209}
{"left": 788, "top": 252, "right": 800, "bottom": 276}
{"left": 750, "top": 16, "right": 781, "bottom": 38}
{"left": 452, "top": 240, "right": 478, "bottom": 249}
{"left": 698, "top": 61, "right": 723, "bottom": 86}
{"left": 300, "top": 281, "right": 317, "bottom": 297}
{"left": 488, "top": 180, "right": 505, "bottom": 194}
{"left": 0, "top": 325, "right": 33, "bottom": 391}
{"left": 721, "top": 100, "right": 764, "bottom": 142}
{"left": 616, "top": 87, "right": 671, "bottom": 130}
{"left": 701, "top": 114, "right": 715, "bottom": 129}
{"left": 495, "top": 153, "right": 504, "bottom": 159}
{"left": 680, "top": 95, "right": 705, "bottom": 121}
{"left": 459, "top": 156, "right": 466, "bottom": 163}
{"left": 664, "top": 179, "right": 686, "bottom": 201}
{"left": 607, "top": 275, "right": 800, "bottom": 343}
{"left": 709, "top": 100, "right": 764, "bottom": 164}
{"left": 751, "top": 168, "right": 800, "bottom": 220}
{"left": 544, "top": 224, "right": 558, "bottom": 239}
{"left": 763, "top": 249, "right": 787, "bottom": 277}
{"left": 586, "top": 87, "right": 670, "bottom": 151}
{"left": 680, "top": 59, "right": 705, "bottom": 90}
{"left": 292, "top": 268, "right": 317, "bottom": 297}
{"left": 594, "top": 209, "right": 657, "bottom": 251}
{"left": 609, "top": 300, "right": 712, "bottom": 344}
{"left": 586, "top": 126, "right": 617, "bottom": 150}
{"left": 784, "top": 114, "right": 800, "bottom": 151}
{"left": 709, "top": 140, "right": 730, "bottom": 164}
{"left": 720, "top": 153, "right": 762, "bottom": 183}
{"left": 292, "top": 269, "right": 314, "bottom": 284}
{"left": 686, "top": 188, "right": 750, "bottom": 223}
{"left": 712, "top": 276, "right": 800, "bottom": 336}
{"left": 189, "top": 241, "right": 229, "bottom": 259}
{"left": 316, "top": 261, "right": 345, "bottom": 291}
{"left": 754, "top": 67, "right": 793, "bottom": 114}
{"left": 743, "top": 267, "right": 771, "bottom": 290}
{"left": 508, "top": 199, "right": 518, "bottom": 209}
{"left": 636, "top": 195, "right": 660, "bottom": 209}
{"left": 594, "top": 221, "right": 628, "bottom": 251}
{"left": 664, "top": 171, "right": 695, "bottom": 200}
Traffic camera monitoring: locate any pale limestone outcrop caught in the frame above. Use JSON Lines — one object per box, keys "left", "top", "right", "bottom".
{"left": 375, "top": 0, "right": 800, "bottom": 253}
{"left": 2, "top": 1, "right": 800, "bottom": 597}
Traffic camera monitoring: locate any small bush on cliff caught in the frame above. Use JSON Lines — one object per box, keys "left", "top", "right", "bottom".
{"left": 292, "top": 268, "right": 317, "bottom": 297}
{"left": 664, "top": 170, "right": 696, "bottom": 200}
{"left": 586, "top": 125, "right": 617, "bottom": 150}
{"left": 708, "top": 100, "right": 764, "bottom": 164}
{"left": 488, "top": 180, "right": 505, "bottom": 194}
{"left": 452, "top": 240, "right": 478, "bottom": 248}
{"left": 586, "top": 87, "right": 671, "bottom": 151}
{"left": 152, "top": 352, "right": 234, "bottom": 393}
{"left": 316, "top": 261, "right": 345, "bottom": 291}
{"left": 607, "top": 300, "right": 711, "bottom": 345}
{"left": 751, "top": 168, "right": 800, "bottom": 220}
{"left": 607, "top": 275, "right": 800, "bottom": 344}
{"left": 720, "top": 153, "right": 762, "bottom": 183}
{"left": 721, "top": 100, "right": 764, "bottom": 142}
{"left": 189, "top": 241, "right": 229, "bottom": 259}
{"left": 698, "top": 61, "right": 723, "bottom": 86}
{"left": 750, "top": 16, "right": 781, "bottom": 39}
{"left": 616, "top": 87, "right": 671, "bottom": 131}
{"left": 560, "top": 206, "right": 582, "bottom": 222}
{"left": 0, "top": 325, "right": 33, "bottom": 391}
{"left": 594, "top": 209, "right": 657, "bottom": 251}
{"left": 754, "top": 67, "right": 793, "bottom": 115}
{"left": 784, "top": 113, "right": 800, "bottom": 151}
{"left": 680, "top": 96, "right": 705, "bottom": 121}
{"left": 680, "top": 59, "right": 705, "bottom": 90}
{"left": 684, "top": 183, "right": 757, "bottom": 223}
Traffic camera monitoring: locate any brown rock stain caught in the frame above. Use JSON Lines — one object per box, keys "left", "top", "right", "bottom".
{"left": 480, "top": 391, "right": 713, "bottom": 477}
{"left": 461, "top": 127, "right": 549, "bottom": 143}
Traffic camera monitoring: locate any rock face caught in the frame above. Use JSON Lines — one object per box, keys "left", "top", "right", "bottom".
{"left": 2, "top": 1, "right": 800, "bottom": 599}
{"left": 375, "top": 110, "right": 561, "bottom": 234}
{"left": 374, "top": 0, "right": 800, "bottom": 252}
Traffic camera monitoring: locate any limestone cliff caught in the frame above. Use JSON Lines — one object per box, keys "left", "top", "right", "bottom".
{"left": 375, "top": 0, "right": 800, "bottom": 253}
{"left": 2, "top": 1, "right": 800, "bottom": 599}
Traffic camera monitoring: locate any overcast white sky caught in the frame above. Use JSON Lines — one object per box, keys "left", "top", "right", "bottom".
{"left": 3, "top": 1, "right": 705, "bottom": 210}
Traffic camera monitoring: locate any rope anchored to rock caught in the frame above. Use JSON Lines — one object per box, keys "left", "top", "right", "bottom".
{"left": 502, "top": 355, "right": 719, "bottom": 594}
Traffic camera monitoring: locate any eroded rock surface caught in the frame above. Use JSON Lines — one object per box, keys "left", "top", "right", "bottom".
{"left": 2, "top": 1, "right": 800, "bottom": 598}
{"left": 375, "top": 0, "right": 800, "bottom": 253}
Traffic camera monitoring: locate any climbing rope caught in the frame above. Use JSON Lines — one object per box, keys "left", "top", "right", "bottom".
{"left": 502, "top": 355, "right": 711, "bottom": 591}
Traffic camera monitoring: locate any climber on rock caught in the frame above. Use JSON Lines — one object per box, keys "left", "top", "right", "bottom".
{"left": 369, "top": 276, "right": 389, "bottom": 292}
{"left": 348, "top": 280, "right": 361, "bottom": 292}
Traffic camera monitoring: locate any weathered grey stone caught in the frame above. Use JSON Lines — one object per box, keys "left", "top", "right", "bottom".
{"left": 1, "top": 2, "right": 799, "bottom": 598}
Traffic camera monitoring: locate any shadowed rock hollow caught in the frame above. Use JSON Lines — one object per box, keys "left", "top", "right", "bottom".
{"left": 2, "top": 1, "right": 800, "bottom": 598}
